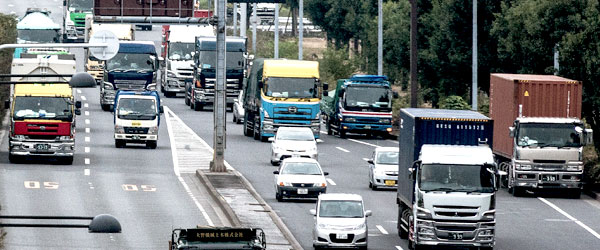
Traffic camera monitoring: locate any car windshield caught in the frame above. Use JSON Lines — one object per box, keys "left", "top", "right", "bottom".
{"left": 18, "top": 29, "right": 60, "bottom": 43}
{"left": 418, "top": 164, "right": 495, "bottom": 193}
{"left": 198, "top": 51, "right": 244, "bottom": 69}
{"left": 107, "top": 53, "right": 154, "bottom": 71}
{"left": 281, "top": 162, "right": 322, "bottom": 175}
{"left": 13, "top": 96, "right": 72, "bottom": 121}
{"left": 344, "top": 86, "right": 391, "bottom": 111}
{"left": 168, "top": 42, "right": 195, "bottom": 60}
{"left": 264, "top": 77, "right": 318, "bottom": 99}
{"left": 376, "top": 151, "right": 398, "bottom": 164}
{"left": 117, "top": 98, "right": 157, "bottom": 120}
{"left": 517, "top": 123, "right": 583, "bottom": 148}
{"left": 69, "top": 0, "right": 93, "bottom": 11}
{"left": 277, "top": 130, "right": 314, "bottom": 141}
{"left": 319, "top": 200, "right": 364, "bottom": 218}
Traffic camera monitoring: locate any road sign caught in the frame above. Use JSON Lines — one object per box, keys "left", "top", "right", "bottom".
{"left": 88, "top": 30, "right": 119, "bottom": 61}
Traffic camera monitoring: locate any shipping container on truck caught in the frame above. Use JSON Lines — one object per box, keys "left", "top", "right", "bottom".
{"left": 94, "top": 0, "right": 194, "bottom": 17}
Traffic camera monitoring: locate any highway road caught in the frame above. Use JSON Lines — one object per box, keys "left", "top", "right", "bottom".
{"left": 3, "top": 2, "right": 600, "bottom": 250}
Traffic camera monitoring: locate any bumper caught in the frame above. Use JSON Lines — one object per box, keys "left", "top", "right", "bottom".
{"left": 272, "top": 149, "right": 318, "bottom": 162}
{"left": 262, "top": 120, "right": 321, "bottom": 139}
{"left": 340, "top": 122, "right": 392, "bottom": 134}
{"left": 313, "top": 228, "right": 368, "bottom": 248}
{"left": 277, "top": 186, "right": 326, "bottom": 199}
{"left": 9, "top": 140, "right": 75, "bottom": 157}
{"left": 371, "top": 173, "right": 398, "bottom": 188}
{"left": 513, "top": 170, "right": 583, "bottom": 189}
{"left": 415, "top": 219, "right": 495, "bottom": 247}
{"left": 114, "top": 133, "right": 157, "bottom": 142}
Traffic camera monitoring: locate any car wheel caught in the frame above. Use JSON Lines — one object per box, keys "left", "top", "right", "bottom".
{"left": 115, "top": 139, "right": 126, "bottom": 148}
{"left": 185, "top": 95, "right": 190, "bottom": 106}
{"left": 253, "top": 117, "right": 261, "bottom": 140}
{"left": 276, "top": 192, "right": 283, "bottom": 202}
{"left": 233, "top": 115, "right": 237, "bottom": 123}
{"left": 194, "top": 102, "right": 203, "bottom": 111}
{"left": 146, "top": 141, "right": 157, "bottom": 149}
{"left": 101, "top": 104, "right": 111, "bottom": 111}
{"left": 8, "top": 154, "right": 21, "bottom": 163}
{"left": 371, "top": 183, "right": 378, "bottom": 191}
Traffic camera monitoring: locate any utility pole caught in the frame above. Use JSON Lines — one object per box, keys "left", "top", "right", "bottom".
{"left": 252, "top": 3, "right": 257, "bottom": 54}
{"left": 410, "top": 0, "right": 418, "bottom": 108}
{"left": 241, "top": 3, "right": 247, "bottom": 37}
{"left": 377, "top": 0, "right": 383, "bottom": 75}
{"left": 233, "top": 3, "right": 238, "bottom": 36}
{"left": 210, "top": 0, "right": 226, "bottom": 172}
{"left": 298, "top": 0, "right": 303, "bottom": 60}
{"left": 471, "top": 0, "right": 478, "bottom": 111}
{"left": 274, "top": 3, "right": 279, "bottom": 58}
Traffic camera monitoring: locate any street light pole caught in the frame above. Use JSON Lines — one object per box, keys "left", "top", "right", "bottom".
{"left": 377, "top": 0, "right": 383, "bottom": 75}
{"left": 472, "top": 0, "right": 478, "bottom": 111}
{"left": 298, "top": 0, "right": 303, "bottom": 60}
{"left": 274, "top": 3, "right": 279, "bottom": 58}
{"left": 210, "top": 0, "right": 227, "bottom": 172}
{"left": 410, "top": 0, "right": 418, "bottom": 108}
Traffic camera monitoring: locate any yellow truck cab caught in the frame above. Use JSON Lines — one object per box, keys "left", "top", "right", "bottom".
{"left": 8, "top": 83, "right": 81, "bottom": 164}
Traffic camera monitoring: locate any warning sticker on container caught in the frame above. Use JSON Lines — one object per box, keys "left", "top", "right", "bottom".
{"left": 524, "top": 90, "right": 529, "bottom": 97}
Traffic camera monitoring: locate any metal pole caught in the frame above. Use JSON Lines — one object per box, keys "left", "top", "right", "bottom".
{"left": 553, "top": 43, "right": 559, "bottom": 75}
{"left": 241, "top": 3, "right": 247, "bottom": 37}
{"left": 274, "top": 3, "right": 279, "bottom": 58}
{"left": 252, "top": 4, "right": 257, "bottom": 54}
{"left": 471, "top": 0, "right": 478, "bottom": 111}
{"left": 298, "top": 0, "right": 303, "bottom": 60}
{"left": 210, "top": 0, "right": 226, "bottom": 172}
{"left": 377, "top": 0, "right": 383, "bottom": 75}
{"left": 410, "top": 0, "right": 418, "bottom": 108}
{"left": 233, "top": 3, "right": 238, "bottom": 36}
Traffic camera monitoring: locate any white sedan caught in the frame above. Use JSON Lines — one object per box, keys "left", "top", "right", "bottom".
{"left": 273, "top": 158, "right": 328, "bottom": 202}
{"left": 232, "top": 90, "right": 244, "bottom": 124}
{"left": 270, "top": 127, "right": 318, "bottom": 166}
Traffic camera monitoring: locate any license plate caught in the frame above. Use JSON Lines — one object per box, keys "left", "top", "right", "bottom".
{"left": 385, "top": 180, "right": 396, "bottom": 186}
{"left": 34, "top": 144, "right": 50, "bottom": 151}
{"left": 364, "top": 125, "right": 371, "bottom": 129}
{"left": 132, "top": 121, "right": 141, "bottom": 127}
{"left": 448, "top": 232, "right": 463, "bottom": 240}
{"left": 336, "top": 233, "right": 348, "bottom": 240}
{"left": 542, "top": 175, "right": 558, "bottom": 182}
{"left": 297, "top": 188, "right": 308, "bottom": 194}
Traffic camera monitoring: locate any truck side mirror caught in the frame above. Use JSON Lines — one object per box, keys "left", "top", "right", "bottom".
{"left": 159, "top": 106, "right": 164, "bottom": 114}
{"left": 75, "top": 101, "right": 82, "bottom": 109}
{"left": 393, "top": 91, "right": 399, "bottom": 98}
{"left": 584, "top": 129, "right": 594, "bottom": 145}
{"left": 323, "top": 82, "right": 329, "bottom": 91}
{"left": 367, "top": 159, "right": 374, "bottom": 164}
{"left": 4, "top": 100, "right": 9, "bottom": 109}
{"left": 365, "top": 210, "right": 372, "bottom": 217}
{"left": 75, "top": 109, "right": 81, "bottom": 116}
{"left": 273, "top": 170, "right": 279, "bottom": 174}
{"left": 309, "top": 209, "right": 316, "bottom": 216}
{"left": 509, "top": 127, "right": 515, "bottom": 138}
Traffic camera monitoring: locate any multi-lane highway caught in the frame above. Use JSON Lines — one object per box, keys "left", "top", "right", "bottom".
{"left": 2, "top": 1, "right": 600, "bottom": 250}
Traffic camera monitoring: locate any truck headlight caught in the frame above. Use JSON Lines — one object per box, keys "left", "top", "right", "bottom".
{"left": 59, "top": 136, "right": 73, "bottom": 141}
{"left": 515, "top": 163, "right": 531, "bottom": 170}
{"left": 567, "top": 165, "right": 583, "bottom": 171}
{"left": 379, "top": 118, "right": 391, "bottom": 123}
{"left": 167, "top": 71, "right": 177, "bottom": 78}
{"left": 115, "top": 125, "right": 125, "bottom": 134}
{"left": 344, "top": 117, "right": 356, "bottom": 122}
{"left": 148, "top": 126, "right": 159, "bottom": 134}
{"left": 315, "top": 112, "right": 320, "bottom": 119}
{"left": 416, "top": 207, "right": 432, "bottom": 219}
{"left": 478, "top": 229, "right": 494, "bottom": 237}
{"left": 263, "top": 109, "right": 270, "bottom": 118}
{"left": 103, "top": 82, "right": 114, "bottom": 90}
{"left": 12, "top": 135, "right": 25, "bottom": 141}
{"left": 482, "top": 211, "right": 495, "bottom": 221}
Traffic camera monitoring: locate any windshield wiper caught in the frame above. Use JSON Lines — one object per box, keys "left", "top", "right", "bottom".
{"left": 422, "top": 187, "right": 455, "bottom": 193}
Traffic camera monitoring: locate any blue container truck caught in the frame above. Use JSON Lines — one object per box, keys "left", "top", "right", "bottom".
{"left": 396, "top": 108, "right": 499, "bottom": 249}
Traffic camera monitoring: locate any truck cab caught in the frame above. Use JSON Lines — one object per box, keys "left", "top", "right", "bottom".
{"left": 113, "top": 90, "right": 162, "bottom": 149}
{"left": 101, "top": 41, "right": 160, "bottom": 111}
{"left": 508, "top": 117, "right": 593, "bottom": 197}
{"left": 14, "top": 8, "right": 61, "bottom": 58}
{"left": 62, "top": 0, "right": 93, "bottom": 43}
{"left": 85, "top": 22, "right": 135, "bottom": 84}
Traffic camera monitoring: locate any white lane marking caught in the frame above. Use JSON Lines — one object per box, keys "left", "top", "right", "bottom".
{"left": 348, "top": 138, "right": 380, "bottom": 148}
{"left": 84, "top": 103, "right": 89, "bottom": 108}
{"left": 85, "top": 111, "right": 89, "bottom": 116}
{"left": 84, "top": 147, "right": 90, "bottom": 153}
{"left": 320, "top": 130, "right": 327, "bottom": 134}
{"left": 362, "top": 158, "right": 370, "bottom": 162}
{"left": 84, "top": 158, "right": 90, "bottom": 165}
{"left": 395, "top": 246, "right": 404, "bottom": 250}
{"left": 326, "top": 178, "right": 336, "bottom": 186}
{"left": 77, "top": 89, "right": 82, "bottom": 94}
{"left": 84, "top": 169, "right": 90, "bottom": 176}
{"left": 85, "top": 128, "right": 90, "bottom": 133}
{"left": 538, "top": 197, "right": 600, "bottom": 239}
{"left": 85, "top": 119, "right": 90, "bottom": 124}
{"left": 85, "top": 136, "right": 90, "bottom": 142}
{"left": 81, "top": 95, "right": 87, "bottom": 101}
{"left": 8, "top": 4, "right": 14, "bottom": 7}
{"left": 336, "top": 147, "right": 349, "bottom": 153}
{"left": 376, "top": 225, "right": 389, "bottom": 234}
{"left": 178, "top": 176, "right": 215, "bottom": 226}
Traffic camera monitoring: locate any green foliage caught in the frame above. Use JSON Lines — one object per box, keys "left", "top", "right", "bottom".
{"left": 318, "top": 47, "right": 358, "bottom": 90}
{"left": 305, "top": 0, "right": 367, "bottom": 48}
{"left": 438, "top": 95, "right": 470, "bottom": 110}
{"left": 252, "top": 30, "right": 298, "bottom": 59}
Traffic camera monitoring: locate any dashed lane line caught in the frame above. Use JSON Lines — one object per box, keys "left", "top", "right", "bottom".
{"left": 85, "top": 111, "right": 89, "bottom": 116}
{"left": 84, "top": 158, "right": 90, "bottom": 165}
{"left": 85, "top": 136, "right": 90, "bottom": 142}
{"left": 362, "top": 158, "right": 370, "bottom": 162}
{"left": 395, "top": 246, "right": 404, "bottom": 250}
{"left": 348, "top": 138, "right": 380, "bottom": 148}
{"left": 84, "top": 103, "right": 89, "bottom": 108}
{"left": 85, "top": 119, "right": 90, "bottom": 125}
{"left": 336, "top": 147, "right": 349, "bottom": 153}
{"left": 85, "top": 128, "right": 90, "bottom": 133}
{"left": 84, "top": 169, "right": 90, "bottom": 176}
{"left": 84, "top": 147, "right": 90, "bottom": 153}
{"left": 376, "top": 225, "right": 389, "bottom": 234}
{"left": 538, "top": 197, "right": 600, "bottom": 239}
{"left": 76, "top": 89, "right": 81, "bottom": 94}
{"left": 80, "top": 95, "right": 87, "bottom": 101}
{"left": 326, "top": 178, "right": 336, "bottom": 186}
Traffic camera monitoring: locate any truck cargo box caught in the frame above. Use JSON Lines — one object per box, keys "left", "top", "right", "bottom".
{"left": 397, "top": 108, "right": 493, "bottom": 205}
{"left": 489, "top": 73, "right": 582, "bottom": 159}
{"left": 94, "top": 0, "right": 194, "bottom": 17}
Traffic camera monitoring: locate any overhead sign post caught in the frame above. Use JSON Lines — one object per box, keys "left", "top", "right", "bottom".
{"left": 88, "top": 30, "right": 120, "bottom": 61}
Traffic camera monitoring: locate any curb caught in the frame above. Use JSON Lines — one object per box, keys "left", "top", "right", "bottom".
{"left": 233, "top": 170, "right": 304, "bottom": 250}
{"left": 195, "top": 169, "right": 242, "bottom": 227}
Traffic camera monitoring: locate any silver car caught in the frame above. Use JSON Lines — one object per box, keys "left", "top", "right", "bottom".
{"left": 270, "top": 127, "right": 318, "bottom": 166}
{"left": 367, "top": 147, "right": 399, "bottom": 190}
{"left": 311, "top": 193, "right": 371, "bottom": 249}
{"left": 233, "top": 90, "right": 244, "bottom": 124}
{"left": 273, "top": 158, "right": 328, "bottom": 202}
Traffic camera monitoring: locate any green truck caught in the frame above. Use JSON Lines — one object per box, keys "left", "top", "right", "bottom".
{"left": 62, "top": 0, "right": 93, "bottom": 42}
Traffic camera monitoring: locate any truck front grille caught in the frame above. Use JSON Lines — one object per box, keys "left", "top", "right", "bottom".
{"left": 436, "top": 212, "right": 477, "bottom": 217}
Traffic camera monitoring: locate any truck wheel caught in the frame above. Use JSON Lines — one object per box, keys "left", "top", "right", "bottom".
{"left": 146, "top": 141, "right": 157, "bottom": 149}
{"left": 164, "top": 91, "right": 175, "bottom": 98}
{"left": 398, "top": 208, "right": 409, "bottom": 239}
{"left": 233, "top": 115, "right": 237, "bottom": 123}
{"left": 511, "top": 186, "right": 525, "bottom": 197}
{"left": 479, "top": 247, "right": 494, "bottom": 250}
{"left": 194, "top": 102, "right": 203, "bottom": 111}
{"left": 326, "top": 120, "right": 332, "bottom": 135}
{"left": 115, "top": 139, "right": 125, "bottom": 148}
{"left": 569, "top": 189, "right": 581, "bottom": 199}
{"left": 339, "top": 130, "right": 347, "bottom": 138}
{"left": 8, "top": 154, "right": 21, "bottom": 164}
{"left": 185, "top": 95, "right": 190, "bottom": 106}
{"left": 60, "top": 156, "right": 74, "bottom": 165}
{"left": 253, "top": 118, "right": 261, "bottom": 140}
{"left": 101, "top": 104, "right": 111, "bottom": 111}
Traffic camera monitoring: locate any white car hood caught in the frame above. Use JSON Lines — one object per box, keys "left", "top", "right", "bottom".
{"left": 277, "top": 174, "right": 326, "bottom": 184}
{"left": 318, "top": 217, "right": 365, "bottom": 227}
{"left": 374, "top": 163, "right": 397, "bottom": 172}
{"left": 275, "top": 140, "right": 316, "bottom": 151}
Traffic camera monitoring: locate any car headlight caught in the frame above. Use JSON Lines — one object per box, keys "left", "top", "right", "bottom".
{"left": 314, "top": 182, "right": 326, "bottom": 187}
{"left": 317, "top": 223, "right": 333, "bottom": 229}
{"left": 278, "top": 182, "right": 291, "bottom": 187}
{"left": 12, "top": 135, "right": 26, "bottom": 141}
{"left": 115, "top": 125, "right": 125, "bottom": 134}
{"left": 351, "top": 223, "right": 366, "bottom": 231}
{"left": 344, "top": 117, "right": 356, "bottom": 122}
{"left": 103, "top": 82, "right": 114, "bottom": 90}
{"left": 482, "top": 211, "right": 495, "bottom": 221}
{"left": 379, "top": 118, "right": 391, "bottom": 123}
{"left": 148, "top": 126, "right": 159, "bottom": 134}
{"left": 167, "top": 71, "right": 177, "bottom": 78}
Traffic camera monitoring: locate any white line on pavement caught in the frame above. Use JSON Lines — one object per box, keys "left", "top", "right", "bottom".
{"left": 320, "top": 131, "right": 327, "bottom": 134}
{"left": 84, "top": 158, "right": 90, "bottom": 165}
{"left": 85, "top": 128, "right": 90, "bottom": 133}
{"left": 85, "top": 119, "right": 90, "bottom": 124}
{"left": 362, "top": 158, "right": 370, "bottom": 162}
{"left": 376, "top": 225, "right": 389, "bottom": 234}
{"left": 326, "top": 178, "right": 336, "bottom": 185}
{"left": 178, "top": 176, "right": 215, "bottom": 226}
{"left": 81, "top": 95, "right": 87, "bottom": 101}
{"left": 538, "top": 197, "right": 600, "bottom": 239}
{"left": 84, "top": 103, "right": 89, "bottom": 108}
{"left": 84, "top": 147, "right": 90, "bottom": 153}
{"left": 348, "top": 138, "right": 380, "bottom": 148}
{"left": 77, "top": 89, "right": 81, "bottom": 94}
{"left": 85, "top": 111, "right": 89, "bottom": 116}
{"left": 336, "top": 147, "right": 349, "bottom": 153}
{"left": 84, "top": 169, "right": 90, "bottom": 176}
{"left": 85, "top": 136, "right": 90, "bottom": 142}
{"left": 395, "top": 246, "right": 404, "bottom": 250}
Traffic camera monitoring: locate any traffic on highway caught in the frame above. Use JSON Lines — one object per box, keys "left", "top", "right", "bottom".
{"left": 1, "top": 1, "right": 600, "bottom": 250}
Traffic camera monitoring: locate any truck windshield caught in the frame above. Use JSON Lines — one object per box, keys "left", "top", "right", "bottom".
{"left": 319, "top": 200, "right": 364, "bottom": 218}
{"left": 198, "top": 51, "right": 244, "bottom": 68}
{"left": 419, "top": 164, "right": 495, "bottom": 193}
{"left": 69, "top": 0, "right": 93, "bottom": 11}
{"left": 344, "top": 85, "right": 391, "bottom": 111}
{"left": 117, "top": 98, "right": 157, "bottom": 120}
{"left": 13, "top": 97, "right": 72, "bottom": 121}
{"left": 517, "top": 123, "right": 583, "bottom": 148}
{"left": 18, "top": 29, "right": 60, "bottom": 43}
{"left": 107, "top": 53, "right": 154, "bottom": 71}
{"left": 264, "top": 77, "right": 318, "bottom": 98}
{"left": 168, "top": 42, "right": 194, "bottom": 60}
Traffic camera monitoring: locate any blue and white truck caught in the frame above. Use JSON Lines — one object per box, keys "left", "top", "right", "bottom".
{"left": 321, "top": 75, "right": 395, "bottom": 138}
{"left": 113, "top": 90, "right": 162, "bottom": 149}
{"left": 101, "top": 41, "right": 160, "bottom": 111}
